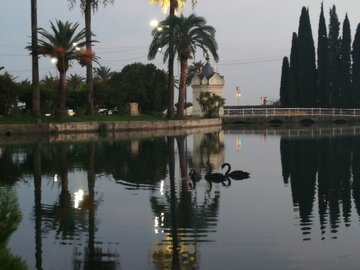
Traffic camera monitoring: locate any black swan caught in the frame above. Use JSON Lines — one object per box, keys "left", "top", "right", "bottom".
{"left": 189, "top": 169, "right": 201, "bottom": 181}
{"left": 204, "top": 171, "right": 228, "bottom": 183}
{"left": 204, "top": 162, "right": 229, "bottom": 184}
{"left": 205, "top": 172, "right": 230, "bottom": 192}
{"left": 204, "top": 162, "right": 225, "bottom": 182}
{"left": 189, "top": 169, "right": 201, "bottom": 188}
{"left": 221, "top": 163, "right": 250, "bottom": 180}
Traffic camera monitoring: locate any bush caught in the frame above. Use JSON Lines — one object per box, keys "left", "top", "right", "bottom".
{"left": 197, "top": 91, "right": 225, "bottom": 118}
{"left": 0, "top": 73, "right": 18, "bottom": 116}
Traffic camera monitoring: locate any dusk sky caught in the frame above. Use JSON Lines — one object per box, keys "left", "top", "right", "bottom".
{"left": 1, "top": 0, "right": 360, "bottom": 105}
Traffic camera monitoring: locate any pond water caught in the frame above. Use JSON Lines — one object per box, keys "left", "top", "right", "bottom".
{"left": 1, "top": 125, "right": 360, "bottom": 270}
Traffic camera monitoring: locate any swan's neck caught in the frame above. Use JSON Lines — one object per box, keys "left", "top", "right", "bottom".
{"left": 224, "top": 164, "right": 231, "bottom": 175}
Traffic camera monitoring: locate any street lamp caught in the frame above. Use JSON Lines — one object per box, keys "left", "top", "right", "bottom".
{"left": 235, "top": 86, "right": 241, "bottom": 106}
{"left": 150, "top": 19, "right": 159, "bottom": 28}
{"left": 51, "top": 57, "right": 58, "bottom": 65}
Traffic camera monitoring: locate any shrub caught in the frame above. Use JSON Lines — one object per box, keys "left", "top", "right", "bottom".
{"left": 197, "top": 91, "right": 225, "bottom": 118}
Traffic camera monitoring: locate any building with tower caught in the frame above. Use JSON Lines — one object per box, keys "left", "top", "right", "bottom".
{"left": 190, "top": 60, "right": 225, "bottom": 116}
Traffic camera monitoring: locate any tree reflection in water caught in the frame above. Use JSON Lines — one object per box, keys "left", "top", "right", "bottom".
{"left": 0, "top": 145, "right": 30, "bottom": 186}
{"left": 33, "top": 143, "right": 43, "bottom": 270}
{"left": 151, "top": 135, "right": 221, "bottom": 270}
{"left": 280, "top": 136, "right": 358, "bottom": 241}
{"left": 0, "top": 131, "right": 224, "bottom": 269}
{"left": 40, "top": 144, "right": 87, "bottom": 242}
{"left": 73, "top": 143, "right": 119, "bottom": 270}
{"left": 28, "top": 142, "right": 119, "bottom": 269}
{"left": 196, "top": 132, "right": 224, "bottom": 173}
{"left": 111, "top": 138, "right": 168, "bottom": 189}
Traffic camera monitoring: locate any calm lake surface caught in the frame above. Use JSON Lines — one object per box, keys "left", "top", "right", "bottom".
{"left": 2, "top": 124, "right": 360, "bottom": 270}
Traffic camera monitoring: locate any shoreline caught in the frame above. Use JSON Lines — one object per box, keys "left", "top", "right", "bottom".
{"left": 0, "top": 118, "right": 221, "bottom": 135}
{"left": 1, "top": 120, "right": 360, "bottom": 145}
{"left": 0, "top": 125, "right": 223, "bottom": 145}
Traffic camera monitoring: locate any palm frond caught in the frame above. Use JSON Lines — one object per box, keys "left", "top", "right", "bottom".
{"left": 33, "top": 19, "right": 97, "bottom": 72}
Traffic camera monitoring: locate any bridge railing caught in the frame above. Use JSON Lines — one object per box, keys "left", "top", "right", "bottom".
{"left": 223, "top": 107, "right": 360, "bottom": 117}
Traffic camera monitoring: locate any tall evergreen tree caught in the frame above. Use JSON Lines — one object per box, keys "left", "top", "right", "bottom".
{"left": 280, "top": 57, "right": 290, "bottom": 107}
{"left": 289, "top": 32, "right": 299, "bottom": 107}
{"left": 340, "top": 14, "right": 352, "bottom": 107}
{"left": 328, "top": 5, "right": 341, "bottom": 107}
{"left": 317, "top": 2, "right": 329, "bottom": 107}
{"left": 297, "top": 7, "right": 317, "bottom": 107}
{"left": 352, "top": 24, "right": 360, "bottom": 107}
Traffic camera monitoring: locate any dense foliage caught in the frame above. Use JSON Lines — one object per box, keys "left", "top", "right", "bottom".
{"left": 0, "top": 62, "right": 168, "bottom": 116}
{"left": 107, "top": 63, "right": 168, "bottom": 114}
{"left": 279, "top": 57, "right": 290, "bottom": 106}
{"left": 197, "top": 91, "right": 224, "bottom": 118}
{"left": 280, "top": 4, "right": 360, "bottom": 108}
{"left": 0, "top": 73, "right": 18, "bottom": 116}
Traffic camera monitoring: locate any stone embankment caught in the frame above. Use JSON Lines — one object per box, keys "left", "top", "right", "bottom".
{"left": 0, "top": 118, "right": 222, "bottom": 136}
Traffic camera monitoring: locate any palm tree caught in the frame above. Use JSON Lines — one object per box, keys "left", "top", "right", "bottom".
{"left": 67, "top": 73, "right": 85, "bottom": 88}
{"left": 93, "top": 65, "right": 112, "bottom": 81}
{"left": 68, "top": 0, "right": 115, "bottom": 116}
{"left": 31, "top": 0, "right": 40, "bottom": 116}
{"left": 149, "top": 14, "right": 218, "bottom": 119}
{"left": 150, "top": 0, "right": 197, "bottom": 119}
{"left": 33, "top": 20, "right": 91, "bottom": 117}
{"left": 149, "top": 0, "right": 197, "bottom": 14}
{"left": 186, "top": 60, "right": 204, "bottom": 86}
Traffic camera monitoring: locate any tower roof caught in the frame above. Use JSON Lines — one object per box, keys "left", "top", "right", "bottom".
{"left": 198, "top": 61, "right": 215, "bottom": 80}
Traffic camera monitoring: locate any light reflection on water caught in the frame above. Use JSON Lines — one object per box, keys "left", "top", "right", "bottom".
{"left": 1, "top": 125, "right": 360, "bottom": 269}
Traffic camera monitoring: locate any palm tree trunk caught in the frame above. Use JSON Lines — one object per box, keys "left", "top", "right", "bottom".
{"left": 167, "top": 136, "right": 180, "bottom": 268}
{"left": 176, "top": 135, "right": 188, "bottom": 180}
{"left": 59, "top": 146, "right": 69, "bottom": 192}
{"left": 85, "top": 0, "right": 95, "bottom": 116}
{"left": 87, "top": 143, "right": 96, "bottom": 266}
{"left": 166, "top": 49, "right": 175, "bottom": 119}
{"left": 165, "top": 0, "right": 177, "bottom": 119}
{"left": 176, "top": 57, "right": 188, "bottom": 119}
{"left": 58, "top": 71, "right": 67, "bottom": 117}
{"left": 33, "top": 143, "right": 43, "bottom": 270}
{"left": 31, "top": 0, "right": 40, "bottom": 116}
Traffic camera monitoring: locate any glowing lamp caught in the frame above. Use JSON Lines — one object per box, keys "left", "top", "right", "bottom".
{"left": 150, "top": 19, "right": 159, "bottom": 28}
{"left": 51, "top": 58, "right": 58, "bottom": 64}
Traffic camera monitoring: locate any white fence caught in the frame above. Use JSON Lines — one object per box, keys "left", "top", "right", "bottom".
{"left": 223, "top": 107, "right": 360, "bottom": 118}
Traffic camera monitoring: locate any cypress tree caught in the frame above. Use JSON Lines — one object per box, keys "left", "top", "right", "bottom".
{"left": 340, "top": 14, "right": 352, "bottom": 107}
{"left": 280, "top": 57, "right": 290, "bottom": 107}
{"left": 297, "top": 7, "right": 317, "bottom": 107}
{"left": 289, "top": 32, "right": 299, "bottom": 107}
{"left": 328, "top": 5, "right": 341, "bottom": 107}
{"left": 317, "top": 2, "right": 329, "bottom": 107}
{"left": 353, "top": 24, "right": 360, "bottom": 107}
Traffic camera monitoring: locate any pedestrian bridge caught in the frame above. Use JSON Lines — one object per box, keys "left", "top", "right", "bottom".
{"left": 222, "top": 107, "right": 360, "bottom": 124}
